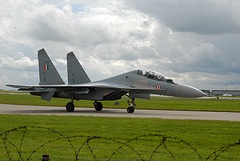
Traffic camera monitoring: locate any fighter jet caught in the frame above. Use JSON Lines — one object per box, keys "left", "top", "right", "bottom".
{"left": 7, "top": 49, "right": 206, "bottom": 113}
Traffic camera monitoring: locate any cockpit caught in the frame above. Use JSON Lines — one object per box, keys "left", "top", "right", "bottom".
{"left": 137, "top": 70, "right": 174, "bottom": 83}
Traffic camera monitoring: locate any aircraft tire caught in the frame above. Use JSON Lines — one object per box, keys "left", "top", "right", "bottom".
{"left": 127, "top": 107, "right": 134, "bottom": 113}
{"left": 66, "top": 102, "right": 75, "bottom": 112}
{"left": 94, "top": 102, "right": 103, "bottom": 111}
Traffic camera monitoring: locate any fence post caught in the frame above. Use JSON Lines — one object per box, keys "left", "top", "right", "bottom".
{"left": 42, "top": 154, "right": 49, "bottom": 161}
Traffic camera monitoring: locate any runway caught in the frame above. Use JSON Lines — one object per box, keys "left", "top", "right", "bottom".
{"left": 0, "top": 103, "right": 239, "bottom": 121}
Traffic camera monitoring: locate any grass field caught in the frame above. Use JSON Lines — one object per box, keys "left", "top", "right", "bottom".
{"left": 0, "top": 93, "right": 240, "bottom": 112}
{"left": 0, "top": 115, "right": 239, "bottom": 160}
{"left": 0, "top": 93, "right": 239, "bottom": 160}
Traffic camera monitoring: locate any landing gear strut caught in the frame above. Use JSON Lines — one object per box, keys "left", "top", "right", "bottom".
{"left": 94, "top": 101, "right": 103, "bottom": 111}
{"left": 66, "top": 101, "right": 75, "bottom": 112}
{"left": 127, "top": 96, "right": 136, "bottom": 113}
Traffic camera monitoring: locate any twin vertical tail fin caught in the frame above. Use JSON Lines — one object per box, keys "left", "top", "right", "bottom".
{"left": 37, "top": 49, "right": 89, "bottom": 101}
{"left": 38, "top": 49, "right": 65, "bottom": 85}
{"left": 38, "top": 49, "right": 90, "bottom": 85}
{"left": 67, "top": 52, "right": 91, "bottom": 84}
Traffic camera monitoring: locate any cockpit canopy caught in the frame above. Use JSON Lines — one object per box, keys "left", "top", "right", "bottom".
{"left": 137, "top": 70, "right": 174, "bottom": 83}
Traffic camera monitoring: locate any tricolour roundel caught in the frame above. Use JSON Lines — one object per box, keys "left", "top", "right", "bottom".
{"left": 156, "top": 84, "right": 161, "bottom": 90}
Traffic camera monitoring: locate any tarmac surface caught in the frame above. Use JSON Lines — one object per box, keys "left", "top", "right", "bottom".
{"left": 0, "top": 103, "right": 239, "bottom": 121}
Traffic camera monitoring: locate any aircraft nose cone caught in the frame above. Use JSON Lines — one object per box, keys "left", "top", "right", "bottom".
{"left": 175, "top": 84, "right": 207, "bottom": 98}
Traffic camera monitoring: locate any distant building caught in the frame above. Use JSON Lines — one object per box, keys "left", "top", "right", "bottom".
{"left": 212, "top": 90, "right": 240, "bottom": 96}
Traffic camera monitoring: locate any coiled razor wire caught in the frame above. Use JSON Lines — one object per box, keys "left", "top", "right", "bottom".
{"left": 0, "top": 126, "right": 239, "bottom": 161}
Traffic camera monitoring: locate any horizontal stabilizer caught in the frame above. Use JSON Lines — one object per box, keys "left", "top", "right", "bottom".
{"left": 6, "top": 85, "right": 35, "bottom": 91}
{"left": 6, "top": 85, "right": 30, "bottom": 89}
{"left": 67, "top": 52, "right": 91, "bottom": 84}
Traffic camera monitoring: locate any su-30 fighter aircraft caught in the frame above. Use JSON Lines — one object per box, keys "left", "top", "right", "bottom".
{"left": 7, "top": 49, "right": 206, "bottom": 113}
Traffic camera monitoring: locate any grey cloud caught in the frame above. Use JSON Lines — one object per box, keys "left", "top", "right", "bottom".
{"left": 26, "top": 5, "right": 112, "bottom": 47}
{"left": 0, "top": 0, "right": 240, "bottom": 90}
{"left": 123, "top": 0, "right": 240, "bottom": 75}
{"left": 0, "top": 52, "right": 38, "bottom": 71}
{"left": 172, "top": 43, "right": 224, "bottom": 72}
{"left": 126, "top": 0, "right": 240, "bottom": 35}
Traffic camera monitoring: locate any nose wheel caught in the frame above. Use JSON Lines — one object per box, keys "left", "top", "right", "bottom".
{"left": 94, "top": 101, "right": 103, "bottom": 111}
{"left": 127, "top": 106, "right": 134, "bottom": 113}
{"left": 127, "top": 96, "right": 136, "bottom": 113}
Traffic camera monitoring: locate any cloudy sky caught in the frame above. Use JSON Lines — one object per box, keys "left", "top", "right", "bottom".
{"left": 0, "top": 0, "right": 239, "bottom": 90}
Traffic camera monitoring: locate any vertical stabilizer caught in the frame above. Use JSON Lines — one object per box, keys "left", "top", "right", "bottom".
{"left": 38, "top": 49, "right": 65, "bottom": 85}
{"left": 67, "top": 52, "right": 91, "bottom": 84}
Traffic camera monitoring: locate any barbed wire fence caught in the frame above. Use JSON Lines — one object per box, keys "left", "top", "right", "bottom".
{"left": 0, "top": 126, "right": 239, "bottom": 160}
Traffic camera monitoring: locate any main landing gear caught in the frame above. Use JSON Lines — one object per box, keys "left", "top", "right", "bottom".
{"left": 127, "top": 97, "right": 136, "bottom": 113}
{"left": 93, "top": 101, "right": 103, "bottom": 111}
{"left": 66, "top": 101, "right": 75, "bottom": 112}
{"left": 66, "top": 99, "right": 103, "bottom": 112}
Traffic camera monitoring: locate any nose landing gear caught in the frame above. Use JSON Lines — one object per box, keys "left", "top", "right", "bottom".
{"left": 127, "top": 97, "right": 136, "bottom": 113}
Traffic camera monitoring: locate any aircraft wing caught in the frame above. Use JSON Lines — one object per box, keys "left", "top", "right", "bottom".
{"left": 12, "top": 82, "right": 153, "bottom": 90}
{"left": 7, "top": 81, "right": 166, "bottom": 101}
{"left": 7, "top": 81, "right": 166, "bottom": 92}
